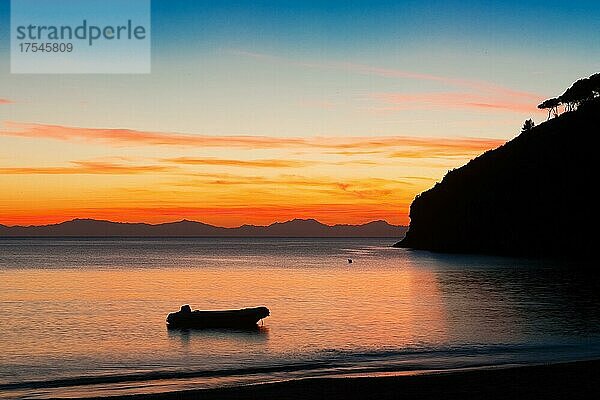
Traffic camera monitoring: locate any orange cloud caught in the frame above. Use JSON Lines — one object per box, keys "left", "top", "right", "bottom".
{"left": 0, "top": 99, "right": 12, "bottom": 105}
{"left": 0, "top": 121, "right": 310, "bottom": 148}
{"left": 166, "top": 157, "right": 383, "bottom": 168}
{"left": 325, "top": 150, "right": 385, "bottom": 156}
{"left": 316, "top": 136, "right": 505, "bottom": 153}
{"left": 171, "top": 174, "right": 418, "bottom": 194}
{"left": 387, "top": 137, "right": 505, "bottom": 158}
{"left": 370, "top": 92, "right": 542, "bottom": 114}
{"left": 0, "top": 119, "right": 504, "bottom": 227}
{"left": 163, "top": 157, "right": 311, "bottom": 168}
{"left": 0, "top": 161, "right": 172, "bottom": 175}
{"left": 0, "top": 121, "right": 505, "bottom": 155}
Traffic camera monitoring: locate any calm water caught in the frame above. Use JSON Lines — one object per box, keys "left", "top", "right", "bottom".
{"left": 1, "top": 238, "right": 599, "bottom": 399}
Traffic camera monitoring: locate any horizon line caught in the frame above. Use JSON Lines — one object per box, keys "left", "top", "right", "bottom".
{"left": 0, "top": 217, "right": 407, "bottom": 229}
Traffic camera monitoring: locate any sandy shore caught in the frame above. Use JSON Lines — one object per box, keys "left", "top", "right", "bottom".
{"left": 81, "top": 360, "right": 600, "bottom": 400}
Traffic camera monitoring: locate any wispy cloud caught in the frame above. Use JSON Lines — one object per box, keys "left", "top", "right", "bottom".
{"left": 227, "top": 50, "right": 541, "bottom": 100}
{"left": 163, "top": 157, "right": 312, "bottom": 168}
{"left": 370, "top": 92, "right": 540, "bottom": 114}
{"left": 173, "top": 173, "right": 415, "bottom": 190}
{"left": 338, "top": 62, "right": 540, "bottom": 100}
{"left": 0, "top": 99, "right": 12, "bottom": 105}
{"left": 318, "top": 136, "right": 505, "bottom": 153}
{"left": 0, "top": 161, "right": 172, "bottom": 175}
{"left": 325, "top": 149, "right": 385, "bottom": 156}
{"left": 0, "top": 121, "right": 309, "bottom": 149}
{"left": 0, "top": 121, "right": 504, "bottom": 158}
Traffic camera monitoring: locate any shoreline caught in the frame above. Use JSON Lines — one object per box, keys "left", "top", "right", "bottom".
{"left": 77, "top": 359, "right": 600, "bottom": 400}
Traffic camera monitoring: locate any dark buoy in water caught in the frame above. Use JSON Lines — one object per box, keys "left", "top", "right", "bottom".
{"left": 348, "top": 258, "right": 353, "bottom": 264}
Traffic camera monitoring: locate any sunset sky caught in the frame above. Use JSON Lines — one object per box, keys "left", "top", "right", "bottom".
{"left": 1, "top": 0, "right": 598, "bottom": 226}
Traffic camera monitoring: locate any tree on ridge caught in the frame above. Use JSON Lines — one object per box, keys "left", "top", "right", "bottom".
{"left": 537, "top": 72, "right": 600, "bottom": 119}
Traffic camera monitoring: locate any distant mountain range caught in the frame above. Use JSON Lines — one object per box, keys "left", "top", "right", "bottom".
{"left": 0, "top": 218, "right": 407, "bottom": 238}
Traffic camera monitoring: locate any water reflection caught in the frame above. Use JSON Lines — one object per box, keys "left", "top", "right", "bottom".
{"left": 1, "top": 238, "right": 600, "bottom": 394}
{"left": 167, "top": 326, "right": 269, "bottom": 346}
{"left": 404, "top": 250, "right": 600, "bottom": 339}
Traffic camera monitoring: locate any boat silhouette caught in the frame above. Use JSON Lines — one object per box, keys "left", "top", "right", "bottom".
{"left": 166, "top": 305, "right": 270, "bottom": 328}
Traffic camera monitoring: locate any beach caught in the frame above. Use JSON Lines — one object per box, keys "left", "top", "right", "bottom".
{"left": 83, "top": 360, "right": 600, "bottom": 400}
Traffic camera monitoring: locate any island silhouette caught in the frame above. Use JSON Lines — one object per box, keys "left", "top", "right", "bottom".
{"left": 0, "top": 218, "right": 406, "bottom": 238}
{"left": 396, "top": 73, "right": 599, "bottom": 257}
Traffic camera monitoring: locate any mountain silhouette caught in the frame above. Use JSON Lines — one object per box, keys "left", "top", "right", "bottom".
{"left": 395, "top": 97, "right": 598, "bottom": 257}
{"left": 0, "top": 218, "right": 406, "bottom": 238}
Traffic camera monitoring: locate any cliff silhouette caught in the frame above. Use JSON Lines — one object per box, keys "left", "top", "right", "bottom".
{"left": 396, "top": 94, "right": 598, "bottom": 257}
{"left": 0, "top": 218, "right": 406, "bottom": 238}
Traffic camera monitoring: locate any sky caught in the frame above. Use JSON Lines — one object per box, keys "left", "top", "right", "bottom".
{"left": 0, "top": 0, "right": 598, "bottom": 226}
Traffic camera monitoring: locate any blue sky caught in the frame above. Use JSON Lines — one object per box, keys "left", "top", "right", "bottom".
{"left": 1, "top": 0, "right": 598, "bottom": 137}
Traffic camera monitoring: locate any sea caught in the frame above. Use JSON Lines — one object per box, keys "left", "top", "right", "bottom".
{"left": 1, "top": 238, "right": 599, "bottom": 399}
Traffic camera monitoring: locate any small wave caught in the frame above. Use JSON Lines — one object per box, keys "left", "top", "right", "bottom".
{"left": 316, "top": 342, "right": 588, "bottom": 361}
{"left": 0, "top": 362, "right": 337, "bottom": 391}
{"left": 3, "top": 341, "right": 598, "bottom": 393}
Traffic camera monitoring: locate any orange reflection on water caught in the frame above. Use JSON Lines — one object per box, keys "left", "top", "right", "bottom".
{"left": 0, "top": 262, "right": 447, "bottom": 364}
